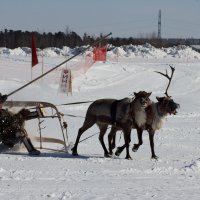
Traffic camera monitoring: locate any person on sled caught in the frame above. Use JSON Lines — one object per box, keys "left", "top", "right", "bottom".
{"left": 0, "top": 93, "right": 40, "bottom": 155}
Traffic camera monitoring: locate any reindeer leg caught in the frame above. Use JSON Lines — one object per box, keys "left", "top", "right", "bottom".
{"left": 98, "top": 125, "right": 110, "bottom": 157}
{"left": 72, "top": 120, "right": 95, "bottom": 156}
{"left": 132, "top": 128, "right": 143, "bottom": 152}
{"left": 123, "top": 128, "right": 132, "bottom": 160}
{"left": 115, "top": 144, "right": 125, "bottom": 157}
{"left": 114, "top": 129, "right": 131, "bottom": 159}
{"left": 114, "top": 129, "right": 129, "bottom": 157}
{"left": 111, "top": 131, "right": 116, "bottom": 150}
{"left": 148, "top": 130, "right": 158, "bottom": 159}
{"left": 108, "top": 126, "right": 117, "bottom": 155}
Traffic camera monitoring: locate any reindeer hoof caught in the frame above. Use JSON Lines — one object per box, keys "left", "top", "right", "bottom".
{"left": 132, "top": 144, "right": 139, "bottom": 152}
{"left": 125, "top": 156, "right": 132, "bottom": 160}
{"left": 115, "top": 152, "right": 119, "bottom": 157}
{"left": 72, "top": 152, "right": 79, "bottom": 156}
{"left": 104, "top": 153, "right": 112, "bottom": 158}
{"left": 109, "top": 151, "right": 113, "bottom": 156}
{"left": 151, "top": 155, "right": 159, "bottom": 160}
{"left": 115, "top": 148, "right": 121, "bottom": 156}
{"left": 71, "top": 147, "right": 78, "bottom": 156}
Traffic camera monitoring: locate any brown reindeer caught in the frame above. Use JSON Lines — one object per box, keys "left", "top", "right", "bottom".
{"left": 110, "top": 66, "right": 180, "bottom": 159}
{"left": 72, "top": 91, "right": 152, "bottom": 159}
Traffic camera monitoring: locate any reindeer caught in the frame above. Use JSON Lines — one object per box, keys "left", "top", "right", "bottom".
{"left": 71, "top": 91, "right": 152, "bottom": 159}
{"left": 110, "top": 66, "right": 180, "bottom": 159}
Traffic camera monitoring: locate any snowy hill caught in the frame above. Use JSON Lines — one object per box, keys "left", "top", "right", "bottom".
{"left": 1, "top": 44, "right": 200, "bottom": 199}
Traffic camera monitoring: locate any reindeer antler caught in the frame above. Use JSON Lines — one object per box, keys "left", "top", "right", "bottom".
{"left": 155, "top": 65, "right": 175, "bottom": 97}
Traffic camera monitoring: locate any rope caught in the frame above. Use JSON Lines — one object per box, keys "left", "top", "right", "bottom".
{"left": 27, "top": 100, "right": 94, "bottom": 111}
{"left": 63, "top": 113, "right": 85, "bottom": 118}
{"left": 57, "top": 100, "right": 94, "bottom": 106}
{"left": 79, "top": 127, "right": 112, "bottom": 144}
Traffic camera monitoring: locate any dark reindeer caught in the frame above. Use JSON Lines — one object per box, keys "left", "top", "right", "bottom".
{"left": 110, "top": 66, "right": 180, "bottom": 159}
{"left": 72, "top": 91, "right": 152, "bottom": 159}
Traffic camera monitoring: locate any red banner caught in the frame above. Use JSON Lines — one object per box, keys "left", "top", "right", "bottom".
{"left": 31, "top": 32, "right": 38, "bottom": 67}
{"left": 93, "top": 47, "right": 107, "bottom": 62}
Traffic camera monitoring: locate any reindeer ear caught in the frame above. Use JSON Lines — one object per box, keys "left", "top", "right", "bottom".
{"left": 147, "top": 92, "right": 152, "bottom": 97}
{"left": 134, "top": 92, "right": 138, "bottom": 97}
{"left": 156, "top": 96, "right": 165, "bottom": 102}
{"left": 156, "top": 96, "right": 162, "bottom": 101}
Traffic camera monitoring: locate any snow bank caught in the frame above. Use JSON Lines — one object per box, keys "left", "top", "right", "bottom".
{"left": 111, "top": 43, "right": 200, "bottom": 59}
{"left": 1, "top": 44, "right": 200, "bottom": 59}
{"left": 0, "top": 46, "right": 73, "bottom": 57}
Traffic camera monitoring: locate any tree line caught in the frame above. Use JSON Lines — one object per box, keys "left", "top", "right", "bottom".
{"left": 0, "top": 29, "right": 199, "bottom": 49}
{"left": 0, "top": 29, "right": 92, "bottom": 49}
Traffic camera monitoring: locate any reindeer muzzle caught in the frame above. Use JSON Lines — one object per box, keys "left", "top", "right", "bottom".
{"left": 140, "top": 97, "right": 149, "bottom": 107}
{"left": 169, "top": 102, "right": 180, "bottom": 115}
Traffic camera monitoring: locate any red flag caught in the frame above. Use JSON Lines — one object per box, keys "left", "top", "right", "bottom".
{"left": 31, "top": 32, "right": 38, "bottom": 67}
{"left": 93, "top": 46, "right": 107, "bottom": 62}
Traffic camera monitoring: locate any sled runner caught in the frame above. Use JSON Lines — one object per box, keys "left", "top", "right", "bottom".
{"left": 3, "top": 101, "right": 69, "bottom": 153}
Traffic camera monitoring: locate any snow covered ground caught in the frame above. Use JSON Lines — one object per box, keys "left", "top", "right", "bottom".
{"left": 1, "top": 45, "right": 200, "bottom": 199}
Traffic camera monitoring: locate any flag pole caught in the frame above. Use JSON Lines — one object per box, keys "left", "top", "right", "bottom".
{"left": 31, "top": 63, "right": 32, "bottom": 81}
{"left": 31, "top": 32, "right": 39, "bottom": 81}
{"left": 41, "top": 49, "right": 44, "bottom": 83}
{"left": 7, "top": 32, "right": 112, "bottom": 97}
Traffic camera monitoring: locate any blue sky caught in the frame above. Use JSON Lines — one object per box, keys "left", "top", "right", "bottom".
{"left": 0, "top": 0, "right": 200, "bottom": 38}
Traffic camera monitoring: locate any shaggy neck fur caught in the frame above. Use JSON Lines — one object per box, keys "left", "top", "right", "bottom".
{"left": 148, "top": 102, "right": 166, "bottom": 130}
{"left": 131, "top": 100, "right": 147, "bottom": 128}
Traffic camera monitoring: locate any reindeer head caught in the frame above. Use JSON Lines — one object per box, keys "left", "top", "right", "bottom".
{"left": 156, "top": 96, "right": 179, "bottom": 116}
{"left": 134, "top": 91, "right": 152, "bottom": 108}
{"left": 155, "top": 66, "right": 180, "bottom": 115}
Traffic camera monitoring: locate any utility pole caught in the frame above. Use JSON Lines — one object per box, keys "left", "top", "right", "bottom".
{"left": 158, "top": 9, "right": 161, "bottom": 39}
